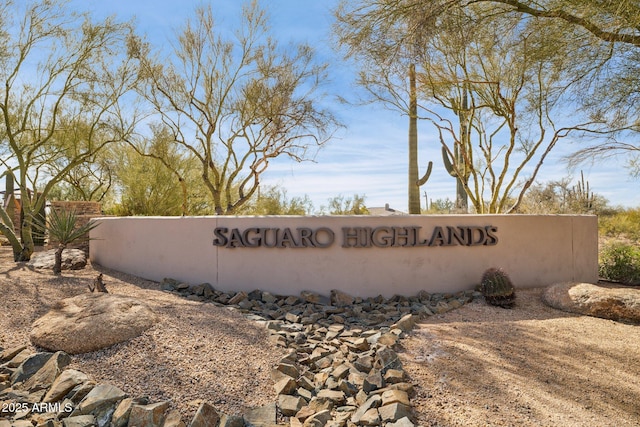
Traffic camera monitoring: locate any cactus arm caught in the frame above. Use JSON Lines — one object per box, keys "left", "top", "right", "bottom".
{"left": 442, "top": 146, "right": 457, "bottom": 177}
{"left": 416, "top": 161, "right": 433, "bottom": 187}
{"left": 0, "top": 202, "right": 23, "bottom": 260}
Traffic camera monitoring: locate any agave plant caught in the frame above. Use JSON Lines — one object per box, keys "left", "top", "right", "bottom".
{"left": 35, "top": 209, "right": 100, "bottom": 274}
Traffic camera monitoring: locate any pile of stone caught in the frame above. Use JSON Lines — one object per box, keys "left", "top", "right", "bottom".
{"left": 159, "top": 279, "right": 478, "bottom": 426}
{"left": 160, "top": 279, "right": 474, "bottom": 331}
{"left": 3, "top": 280, "right": 478, "bottom": 426}
{"left": 0, "top": 346, "right": 251, "bottom": 427}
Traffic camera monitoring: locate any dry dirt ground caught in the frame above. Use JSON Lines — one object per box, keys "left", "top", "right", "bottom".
{"left": 400, "top": 288, "right": 640, "bottom": 427}
{"left": 0, "top": 247, "right": 285, "bottom": 420}
{"left": 1, "top": 246, "right": 640, "bottom": 426}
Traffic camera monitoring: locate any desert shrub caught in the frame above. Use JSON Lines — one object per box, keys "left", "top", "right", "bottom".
{"left": 599, "top": 242, "right": 640, "bottom": 285}
{"left": 599, "top": 208, "right": 640, "bottom": 243}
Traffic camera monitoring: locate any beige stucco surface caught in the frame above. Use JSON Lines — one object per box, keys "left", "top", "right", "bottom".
{"left": 89, "top": 215, "right": 598, "bottom": 298}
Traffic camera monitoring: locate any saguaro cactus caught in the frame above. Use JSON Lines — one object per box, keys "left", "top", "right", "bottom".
{"left": 441, "top": 87, "right": 472, "bottom": 213}
{"left": 408, "top": 63, "right": 432, "bottom": 214}
{"left": 0, "top": 171, "right": 23, "bottom": 260}
{"left": 571, "top": 170, "right": 595, "bottom": 212}
{"left": 5, "top": 171, "right": 15, "bottom": 226}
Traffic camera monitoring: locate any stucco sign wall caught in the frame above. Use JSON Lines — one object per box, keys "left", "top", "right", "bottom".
{"left": 89, "top": 215, "right": 598, "bottom": 298}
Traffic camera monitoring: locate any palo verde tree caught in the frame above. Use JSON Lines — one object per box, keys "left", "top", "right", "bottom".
{"left": 134, "top": 1, "right": 339, "bottom": 215}
{"left": 112, "top": 124, "right": 213, "bottom": 216}
{"left": 337, "top": 0, "right": 619, "bottom": 213}
{"left": 0, "top": 0, "right": 140, "bottom": 261}
{"left": 407, "top": 0, "right": 640, "bottom": 177}
{"left": 334, "top": 1, "right": 433, "bottom": 214}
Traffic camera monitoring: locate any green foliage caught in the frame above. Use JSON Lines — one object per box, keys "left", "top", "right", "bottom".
{"left": 110, "top": 127, "right": 213, "bottom": 216}
{"left": 599, "top": 243, "right": 640, "bottom": 285}
{"left": 424, "top": 198, "right": 456, "bottom": 214}
{"left": 518, "top": 175, "right": 610, "bottom": 214}
{"left": 0, "top": 0, "right": 138, "bottom": 261}
{"left": 238, "top": 186, "right": 313, "bottom": 215}
{"left": 320, "top": 194, "right": 369, "bottom": 215}
{"left": 42, "top": 209, "right": 100, "bottom": 246}
{"left": 599, "top": 208, "right": 640, "bottom": 242}
{"left": 478, "top": 267, "right": 516, "bottom": 308}
{"left": 137, "top": 2, "right": 338, "bottom": 215}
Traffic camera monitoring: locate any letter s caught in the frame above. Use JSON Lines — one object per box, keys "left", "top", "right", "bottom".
{"left": 213, "top": 227, "right": 228, "bottom": 246}
{"left": 485, "top": 226, "right": 498, "bottom": 245}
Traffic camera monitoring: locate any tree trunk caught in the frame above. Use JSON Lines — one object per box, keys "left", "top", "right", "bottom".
{"left": 53, "top": 243, "right": 65, "bottom": 275}
{"left": 19, "top": 219, "right": 34, "bottom": 261}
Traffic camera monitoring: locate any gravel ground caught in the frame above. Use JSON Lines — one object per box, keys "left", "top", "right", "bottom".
{"left": 3, "top": 246, "right": 640, "bottom": 426}
{"left": 400, "top": 288, "right": 640, "bottom": 426}
{"left": 0, "top": 247, "right": 285, "bottom": 420}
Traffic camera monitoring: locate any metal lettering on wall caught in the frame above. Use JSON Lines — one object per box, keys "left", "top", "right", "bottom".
{"left": 213, "top": 225, "right": 498, "bottom": 248}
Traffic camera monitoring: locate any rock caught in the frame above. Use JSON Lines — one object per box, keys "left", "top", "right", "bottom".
{"left": 300, "top": 291, "right": 324, "bottom": 304}
{"left": 316, "top": 389, "right": 346, "bottom": 405}
{"left": 357, "top": 408, "right": 381, "bottom": 426}
{"left": 381, "top": 389, "right": 410, "bottom": 406}
{"left": 110, "top": 398, "right": 135, "bottom": 427}
{"left": 28, "top": 249, "right": 87, "bottom": 270}
{"left": 278, "top": 395, "right": 305, "bottom": 416}
{"left": 62, "top": 415, "right": 95, "bottom": 427}
{"left": 11, "top": 352, "right": 54, "bottom": 384}
{"left": 383, "top": 369, "right": 405, "bottom": 385}
{"left": 362, "top": 370, "right": 384, "bottom": 393}
{"left": 5, "top": 347, "right": 32, "bottom": 368}
{"left": 0, "top": 345, "right": 27, "bottom": 362}
{"left": 391, "top": 314, "right": 415, "bottom": 332}
{"left": 350, "top": 395, "right": 382, "bottom": 424}
{"left": 228, "top": 291, "right": 248, "bottom": 305}
{"left": 302, "top": 409, "right": 331, "bottom": 427}
{"left": 160, "top": 278, "right": 180, "bottom": 291}
{"left": 218, "top": 414, "right": 244, "bottom": 427}
{"left": 189, "top": 401, "right": 220, "bottom": 427}
{"left": 330, "top": 290, "right": 354, "bottom": 307}
{"left": 378, "top": 403, "right": 412, "bottom": 423}
{"left": 30, "top": 293, "right": 158, "bottom": 354}
{"left": 276, "top": 362, "right": 299, "bottom": 379}
{"left": 386, "top": 416, "right": 415, "bottom": 427}
{"left": 128, "top": 401, "right": 170, "bottom": 427}
{"left": 376, "top": 348, "right": 402, "bottom": 373}
{"left": 21, "top": 351, "right": 71, "bottom": 392}
{"left": 543, "top": 282, "right": 640, "bottom": 323}
{"left": 74, "top": 383, "right": 127, "bottom": 415}
{"left": 43, "top": 369, "right": 90, "bottom": 403}
{"left": 164, "top": 410, "right": 186, "bottom": 427}
{"left": 274, "top": 377, "right": 297, "bottom": 395}
{"left": 243, "top": 403, "right": 276, "bottom": 427}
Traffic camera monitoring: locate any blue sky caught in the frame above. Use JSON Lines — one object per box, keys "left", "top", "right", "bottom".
{"left": 69, "top": 0, "right": 638, "bottom": 211}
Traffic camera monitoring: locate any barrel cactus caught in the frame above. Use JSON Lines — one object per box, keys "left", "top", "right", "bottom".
{"left": 478, "top": 267, "right": 516, "bottom": 308}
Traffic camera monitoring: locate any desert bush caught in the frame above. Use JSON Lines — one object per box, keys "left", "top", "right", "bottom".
{"left": 599, "top": 242, "right": 640, "bottom": 285}
{"left": 599, "top": 208, "right": 640, "bottom": 243}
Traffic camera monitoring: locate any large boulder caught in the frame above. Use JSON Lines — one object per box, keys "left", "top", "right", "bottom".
{"left": 27, "top": 249, "right": 87, "bottom": 270}
{"left": 543, "top": 282, "right": 640, "bottom": 323}
{"left": 30, "top": 293, "right": 158, "bottom": 354}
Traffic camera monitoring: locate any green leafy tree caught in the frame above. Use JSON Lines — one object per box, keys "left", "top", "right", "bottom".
{"left": 112, "top": 126, "right": 212, "bottom": 216}
{"left": 336, "top": 0, "right": 616, "bottom": 213}
{"left": 238, "top": 185, "right": 314, "bottom": 215}
{"left": 0, "top": 0, "right": 139, "bottom": 261}
{"left": 406, "top": 0, "right": 640, "bottom": 176}
{"left": 320, "top": 194, "right": 369, "bottom": 215}
{"left": 334, "top": 2, "right": 433, "bottom": 214}
{"left": 134, "top": 1, "right": 339, "bottom": 215}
